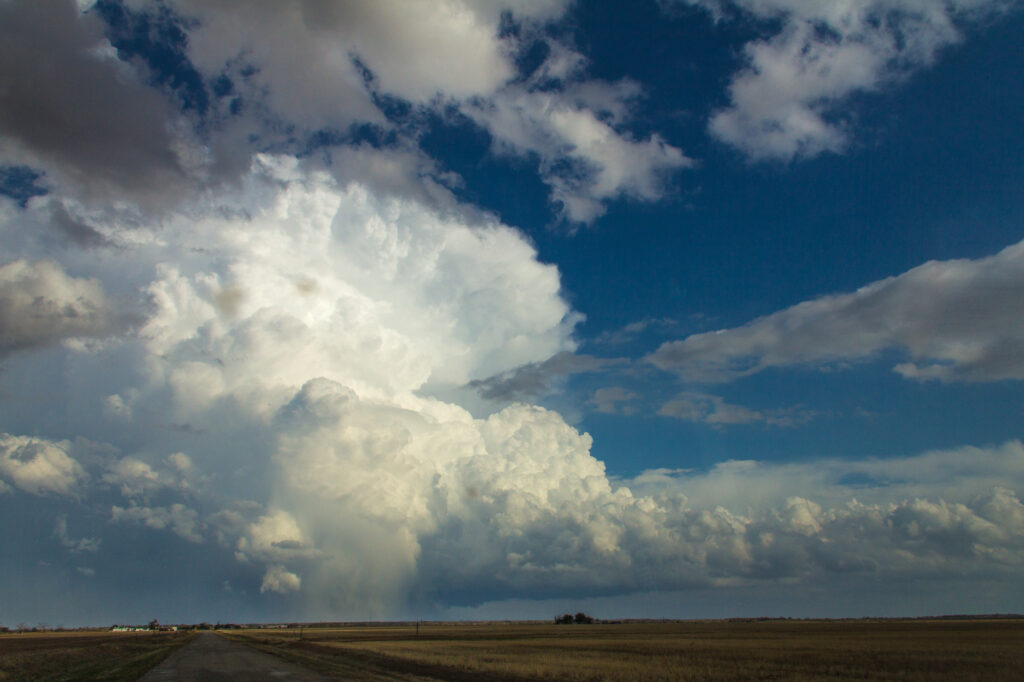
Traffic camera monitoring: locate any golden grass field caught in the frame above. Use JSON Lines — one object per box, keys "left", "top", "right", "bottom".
{"left": 0, "top": 629, "right": 193, "bottom": 682}
{"left": 228, "top": 619, "right": 1024, "bottom": 681}
{"left": 4, "top": 619, "right": 1021, "bottom": 680}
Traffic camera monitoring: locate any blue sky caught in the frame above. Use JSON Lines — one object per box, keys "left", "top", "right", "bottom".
{"left": 1, "top": 0, "right": 1023, "bottom": 627}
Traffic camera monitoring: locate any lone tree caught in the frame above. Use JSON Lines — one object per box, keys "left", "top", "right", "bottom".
{"left": 555, "top": 612, "right": 595, "bottom": 624}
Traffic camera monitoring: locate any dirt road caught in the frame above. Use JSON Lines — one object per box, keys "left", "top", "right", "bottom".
{"left": 138, "top": 632, "right": 332, "bottom": 681}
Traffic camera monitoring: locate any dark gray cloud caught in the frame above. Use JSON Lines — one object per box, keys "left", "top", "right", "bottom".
{"left": 54, "top": 515, "right": 100, "bottom": 554}
{"left": 0, "top": 0, "right": 189, "bottom": 206}
{"left": 587, "top": 387, "right": 638, "bottom": 414}
{"left": 470, "top": 351, "right": 626, "bottom": 402}
{"left": 658, "top": 391, "right": 818, "bottom": 427}
{"left": 48, "top": 202, "right": 108, "bottom": 247}
{"left": 0, "top": 259, "right": 120, "bottom": 357}
{"left": 590, "top": 316, "right": 684, "bottom": 346}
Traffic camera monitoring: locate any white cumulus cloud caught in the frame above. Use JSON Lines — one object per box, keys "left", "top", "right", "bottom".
{"left": 0, "top": 434, "right": 85, "bottom": 496}
{"left": 109, "top": 0, "right": 687, "bottom": 224}
{"left": 674, "top": 0, "right": 1013, "bottom": 160}
{"left": 153, "top": 0, "right": 569, "bottom": 122}
{"left": 102, "top": 455, "right": 194, "bottom": 499}
{"left": 648, "top": 239, "right": 1024, "bottom": 382}
{"left": 261, "top": 564, "right": 302, "bottom": 594}
{"left": 465, "top": 84, "right": 692, "bottom": 223}
{"left": 111, "top": 503, "right": 203, "bottom": 543}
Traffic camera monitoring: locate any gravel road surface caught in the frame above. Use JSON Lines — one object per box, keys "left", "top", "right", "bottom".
{"left": 139, "top": 632, "right": 332, "bottom": 681}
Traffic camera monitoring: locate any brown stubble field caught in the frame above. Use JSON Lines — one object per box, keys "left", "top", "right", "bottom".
{"left": 0, "top": 629, "right": 193, "bottom": 681}
{"left": 227, "top": 619, "right": 1024, "bottom": 681}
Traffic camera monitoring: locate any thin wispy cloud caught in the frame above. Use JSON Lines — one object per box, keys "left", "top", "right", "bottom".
{"left": 648, "top": 240, "right": 1024, "bottom": 383}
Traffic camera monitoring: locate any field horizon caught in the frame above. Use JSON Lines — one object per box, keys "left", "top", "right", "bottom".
{"left": 5, "top": 615, "right": 1023, "bottom": 680}
{"left": 7, "top": 611, "right": 1024, "bottom": 632}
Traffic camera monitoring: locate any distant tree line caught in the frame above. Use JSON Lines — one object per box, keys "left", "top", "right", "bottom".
{"left": 555, "top": 612, "right": 595, "bottom": 624}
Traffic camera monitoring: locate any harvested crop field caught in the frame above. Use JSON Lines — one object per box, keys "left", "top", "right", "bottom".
{"left": 227, "top": 619, "right": 1024, "bottom": 681}
{"left": 0, "top": 630, "right": 193, "bottom": 681}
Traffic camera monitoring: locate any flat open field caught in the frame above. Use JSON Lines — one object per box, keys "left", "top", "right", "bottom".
{"left": 0, "top": 630, "right": 193, "bottom": 681}
{"left": 228, "top": 619, "right": 1024, "bottom": 681}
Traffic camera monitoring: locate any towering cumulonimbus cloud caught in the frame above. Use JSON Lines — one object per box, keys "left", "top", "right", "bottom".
{"left": 1, "top": 0, "right": 1023, "bottom": 621}
{"left": 1, "top": 152, "right": 586, "bottom": 613}
{"left": 4, "top": 150, "right": 1021, "bottom": 617}
{"left": 3, "top": 154, "right": 1024, "bottom": 615}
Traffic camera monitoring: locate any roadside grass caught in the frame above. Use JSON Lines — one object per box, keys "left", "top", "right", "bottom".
{"left": 229, "top": 619, "right": 1024, "bottom": 681}
{"left": 219, "top": 632, "right": 466, "bottom": 681}
{"left": 0, "top": 631, "right": 194, "bottom": 682}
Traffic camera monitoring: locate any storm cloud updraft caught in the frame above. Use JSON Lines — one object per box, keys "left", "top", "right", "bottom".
{"left": 2, "top": 0, "right": 1023, "bottom": 625}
